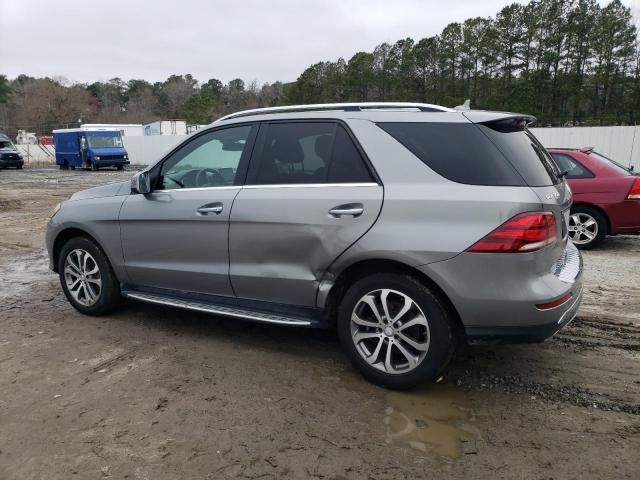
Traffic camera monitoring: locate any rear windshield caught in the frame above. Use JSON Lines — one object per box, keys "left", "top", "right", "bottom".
{"left": 477, "top": 120, "right": 561, "bottom": 186}
{"left": 377, "top": 122, "right": 525, "bottom": 186}
{"left": 590, "top": 151, "right": 633, "bottom": 175}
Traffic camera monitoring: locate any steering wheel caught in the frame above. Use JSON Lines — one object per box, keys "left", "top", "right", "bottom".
{"left": 195, "top": 168, "right": 226, "bottom": 187}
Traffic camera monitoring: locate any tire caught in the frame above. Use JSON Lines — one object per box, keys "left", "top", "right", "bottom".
{"left": 569, "top": 205, "right": 607, "bottom": 250}
{"left": 116, "top": 164, "right": 124, "bottom": 171}
{"left": 337, "top": 273, "right": 455, "bottom": 389}
{"left": 60, "top": 163, "right": 68, "bottom": 170}
{"left": 58, "top": 236, "right": 122, "bottom": 316}
{"left": 16, "top": 165, "right": 23, "bottom": 170}
{"left": 70, "top": 165, "right": 76, "bottom": 170}
{"left": 91, "top": 162, "right": 98, "bottom": 171}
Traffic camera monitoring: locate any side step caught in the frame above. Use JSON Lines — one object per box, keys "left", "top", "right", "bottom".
{"left": 122, "top": 291, "right": 313, "bottom": 327}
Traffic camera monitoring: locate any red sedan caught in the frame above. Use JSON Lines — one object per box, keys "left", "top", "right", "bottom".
{"left": 547, "top": 147, "right": 640, "bottom": 249}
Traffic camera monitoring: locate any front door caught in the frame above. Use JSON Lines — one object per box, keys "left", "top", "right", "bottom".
{"left": 229, "top": 121, "right": 383, "bottom": 307}
{"left": 119, "top": 124, "right": 257, "bottom": 297}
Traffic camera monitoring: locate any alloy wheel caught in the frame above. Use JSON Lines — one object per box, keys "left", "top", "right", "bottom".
{"left": 63, "top": 249, "right": 102, "bottom": 307}
{"left": 569, "top": 213, "right": 598, "bottom": 245}
{"left": 350, "top": 289, "right": 430, "bottom": 374}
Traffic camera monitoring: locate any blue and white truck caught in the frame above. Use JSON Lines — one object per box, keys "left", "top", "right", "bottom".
{"left": 52, "top": 128, "right": 130, "bottom": 171}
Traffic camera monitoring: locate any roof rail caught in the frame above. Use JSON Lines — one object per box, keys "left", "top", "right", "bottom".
{"left": 216, "top": 102, "right": 455, "bottom": 122}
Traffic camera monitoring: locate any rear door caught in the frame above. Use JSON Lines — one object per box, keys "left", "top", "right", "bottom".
{"left": 229, "top": 121, "right": 383, "bottom": 307}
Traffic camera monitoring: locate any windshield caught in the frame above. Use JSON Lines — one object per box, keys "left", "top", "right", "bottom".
{"left": 0, "top": 140, "right": 17, "bottom": 151}
{"left": 590, "top": 151, "right": 633, "bottom": 175}
{"left": 87, "top": 135, "right": 123, "bottom": 149}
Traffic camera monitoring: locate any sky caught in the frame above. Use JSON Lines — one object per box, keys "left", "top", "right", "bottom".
{"left": 0, "top": 0, "right": 636, "bottom": 85}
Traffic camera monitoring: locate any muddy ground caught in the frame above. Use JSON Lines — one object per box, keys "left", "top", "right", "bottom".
{"left": 0, "top": 168, "right": 638, "bottom": 479}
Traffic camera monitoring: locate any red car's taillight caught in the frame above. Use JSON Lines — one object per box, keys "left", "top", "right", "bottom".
{"left": 467, "top": 212, "right": 558, "bottom": 253}
{"left": 627, "top": 177, "right": 640, "bottom": 199}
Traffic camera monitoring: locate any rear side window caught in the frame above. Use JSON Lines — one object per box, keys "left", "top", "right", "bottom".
{"left": 477, "top": 121, "right": 561, "bottom": 186}
{"left": 378, "top": 122, "right": 525, "bottom": 186}
{"left": 551, "top": 153, "right": 594, "bottom": 179}
{"left": 327, "top": 125, "right": 373, "bottom": 183}
{"left": 252, "top": 122, "right": 374, "bottom": 185}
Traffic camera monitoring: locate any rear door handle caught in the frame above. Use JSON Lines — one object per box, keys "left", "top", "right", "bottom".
{"left": 197, "top": 202, "right": 223, "bottom": 215}
{"left": 329, "top": 203, "right": 364, "bottom": 218}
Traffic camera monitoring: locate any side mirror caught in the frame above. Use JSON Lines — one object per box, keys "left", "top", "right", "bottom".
{"left": 131, "top": 171, "right": 151, "bottom": 194}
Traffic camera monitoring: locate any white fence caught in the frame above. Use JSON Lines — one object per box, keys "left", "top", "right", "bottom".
{"left": 531, "top": 126, "right": 638, "bottom": 169}
{"left": 17, "top": 144, "right": 56, "bottom": 163}
{"left": 122, "top": 135, "right": 186, "bottom": 165}
{"left": 15, "top": 136, "right": 186, "bottom": 166}
{"left": 15, "top": 126, "right": 640, "bottom": 170}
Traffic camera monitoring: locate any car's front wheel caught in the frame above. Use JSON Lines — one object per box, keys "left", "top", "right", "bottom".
{"left": 58, "top": 236, "right": 122, "bottom": 315}
{"left": 337, "top": 273, "right": 456, "bottom": 389}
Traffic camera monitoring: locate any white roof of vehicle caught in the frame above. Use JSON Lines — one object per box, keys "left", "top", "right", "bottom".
{"left": 52, "top": 128, "right": 122, "bottom": 133}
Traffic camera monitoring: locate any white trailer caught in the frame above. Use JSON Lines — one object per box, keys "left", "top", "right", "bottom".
{"left": 81, "top": 123, "right": 143, "bottom": 137}
{"left": 143, "top": 120, "right": 188, "bottom": 136}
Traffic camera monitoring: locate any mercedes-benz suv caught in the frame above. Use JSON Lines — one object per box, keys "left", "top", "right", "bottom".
{"left": 46, "top": 103, "right": 583, "bottom": 389}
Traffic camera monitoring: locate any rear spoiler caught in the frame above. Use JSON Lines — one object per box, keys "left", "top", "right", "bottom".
{"left": 463, "top": 111, "right": 537, "bottom": 127}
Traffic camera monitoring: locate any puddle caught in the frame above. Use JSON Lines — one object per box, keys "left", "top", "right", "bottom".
{"left": 0, "top": 251, "right": 53, "bottom": 300}
{"left": 385, "top": 385, "right": 477, "bottom": 460}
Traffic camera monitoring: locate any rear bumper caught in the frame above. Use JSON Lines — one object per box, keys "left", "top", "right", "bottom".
{"left": 465, "top": 287, "right": 582, "bottom": 343}
{"left": 421, "top": 240, "right": 584, "bottom": 344}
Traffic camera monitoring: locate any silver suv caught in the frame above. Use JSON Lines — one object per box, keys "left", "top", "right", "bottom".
{"left": 46, "top": 103, "right": 583, "bottom": 389}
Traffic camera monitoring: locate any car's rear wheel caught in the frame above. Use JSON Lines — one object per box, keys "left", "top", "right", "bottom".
{"left": 58, "top": 236, "right": 122, "bottom": 315}
{"left": 337, "top": 273, "right": 455, "bottom": 389}
{"left": 569, "top": 205, "right": 606, "bottom": 249}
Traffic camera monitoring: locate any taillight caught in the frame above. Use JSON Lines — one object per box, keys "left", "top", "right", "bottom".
{"left": 467, "top": 212, "right": 558, "bottom": 253}
{"left": 627, "top": 177, "right": 640, "bottom": 199}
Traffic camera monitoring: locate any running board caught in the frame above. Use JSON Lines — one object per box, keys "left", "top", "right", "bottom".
{"left": 122, "top": 291, "right": 313, "bottom": 327}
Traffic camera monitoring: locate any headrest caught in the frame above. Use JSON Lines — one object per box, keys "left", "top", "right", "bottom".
{"left": 264, "top": 136, "right": 304, "bottom": 164}
{"left": 314, "top": 134, "right": 332, "bottom": 160}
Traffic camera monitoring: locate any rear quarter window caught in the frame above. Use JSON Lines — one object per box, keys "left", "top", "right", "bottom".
{"left": 477, "top": 121, "right": 561, "bottom": 187}
{"left": 377, "top": 122, "right": 525, "bottom": 186}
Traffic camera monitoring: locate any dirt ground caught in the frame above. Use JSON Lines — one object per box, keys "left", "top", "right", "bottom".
{"left": 0, "top": 168, "right": 638, "bottom": 480}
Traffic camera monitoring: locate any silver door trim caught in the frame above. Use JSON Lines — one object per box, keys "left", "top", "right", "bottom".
{"left": 154, "top": 186, "right": 241, "bottom": 193}
{"left": 243, "top": 183, "right": 379, "bottom": 189}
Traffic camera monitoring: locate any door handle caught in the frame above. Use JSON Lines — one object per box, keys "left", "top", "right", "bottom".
{"left": 197, "top": 202, "right": 223, "bottom": 215}
{"left": 329, "top": 203, "right": 364, "bottom": 218}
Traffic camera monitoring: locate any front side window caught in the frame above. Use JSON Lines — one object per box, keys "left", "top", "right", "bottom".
{"left": 252, "top": 122, "right": 373, "bottom": 185}
{"left": 87, "top": 135, "right": 123, "bottom": 148}
{"left": 551, "top": 153, "right": 593, "bottom": 179}
{"left": 159, "top": 125, "right": 252, "bottom": 190}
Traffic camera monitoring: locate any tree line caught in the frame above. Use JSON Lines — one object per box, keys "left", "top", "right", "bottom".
{"left": 286, "top": 0, "right": 639, "bottom": 126}
{"left": 1, "top": 0, "right": 638, "bottom": 137}
{"left": 0, "top": 74, "right": 284, "bottom": 137}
